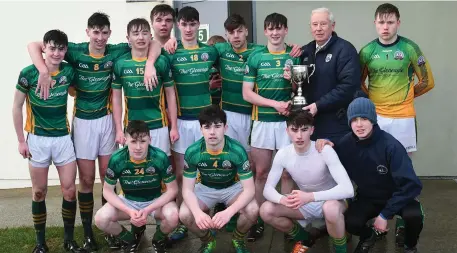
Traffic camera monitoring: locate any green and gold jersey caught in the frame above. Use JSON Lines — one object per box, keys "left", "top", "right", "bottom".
{"left": 105, "top": 145, "right": 175, "bottom": 202}
{"left": 214, "top": 42, "right": 265, "bottom": 115}
{"left": 360, "top": 36, "right": 434, "bottom": 118}
{"left": 243, "top": 46, "right": 299, "bottom": 122}
{"left": 162, "top": 41, "right": 218, "bottom": 118}
{"left": 112, "top": 53, "right": 173, "bottom": 130}
{"left": 16, "top": 63, "right": 75, "bottom": 137}
{"left": 65, "top": 42, "right": 130, "bottom": 120}
{"left": 184, "top": 136, "right": 252, "bottom": 189}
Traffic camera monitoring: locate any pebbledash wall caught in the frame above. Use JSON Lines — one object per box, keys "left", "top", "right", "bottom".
{"left": 253, "top": 1, "right": 457, "bottom": 177}
{"left": 1, "top": 0, "right": 173, "bottom": 189}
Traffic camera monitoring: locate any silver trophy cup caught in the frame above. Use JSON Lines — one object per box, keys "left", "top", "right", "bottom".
{"left": 290, "top": 64, "right": 315, "bottom": 112}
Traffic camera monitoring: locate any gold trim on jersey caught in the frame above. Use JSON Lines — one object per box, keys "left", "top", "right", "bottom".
{"left": 88, "top": 53, "right": 104, "bottom": 59}
{"left": 233, "top": 47, "right": 248, "bottom": 53}
{"left": 132, "top": 57, "right": 147, "bottom": 62}
{"left": 258, "top": 87, "right": 292, "bottom": 90}
{"left": 50, "top": 70, "right": 60, "bottom": 77}
{"left": 29, "top": 101, "right": 67, "bottom": 108}
{"left": 123, "top": 96, "right": 129, "bottom": 127}
{"left": 76, "top": 86, "right": 110, "bottom": 93}
{"left": 252, "top": 83, "right": 259, "bottom": 121}
{"left": 129, "top": 157, "right": 147, "bottom": 164}
{"left": 175, "top": 80, "right": 209, "bottom": 85}
{"left": 25, "top": 96, "right": 34, "bottom": 134}
{"left": 125, "top": 94, "right": 160, "bottom": 99}
{"left": 220, "top": 58, "right": 244, "bottom": 64}
{"left": 180, "top": 104, "right": 211, "bottom": 109}
{"left": 267, "top": 50, "right": 286, "bottom": 55}
{"left": 205, "top": 149, "right": 223, "bottom": 155}
{"left": 183, "top": 45, "right": 199, "bottom": 50}
{"left": 77, "top": 69, "right": 111, "bottom": 74}
{"left": 160, "top": 86, "right": 168, "bottom": 127}
{"left": 173, "top": 61, "right": 215, "bottom": 67}
{"left": 221, "top": 77, "right": 242, "bottom": 83}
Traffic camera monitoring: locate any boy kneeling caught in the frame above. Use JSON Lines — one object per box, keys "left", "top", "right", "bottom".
{"left": 95, "top": 120, "right": 179, "bottom": 253}
{"left": 260, "top": 111, "right": 354, "bottom": 253}
{"left": 179, "top": 105, "right": 258, "bottom": 253}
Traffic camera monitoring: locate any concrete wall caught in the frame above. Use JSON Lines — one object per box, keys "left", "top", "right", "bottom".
{"left": 253, "top": 1, "right": 456, "bottom": 176}
{"left": 0, "top": 0, "right": 172, "bottom": 189}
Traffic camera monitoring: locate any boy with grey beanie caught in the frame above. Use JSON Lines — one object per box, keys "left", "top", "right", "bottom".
{"left": 316, "top": 97, "right": 424, "bottom": 253}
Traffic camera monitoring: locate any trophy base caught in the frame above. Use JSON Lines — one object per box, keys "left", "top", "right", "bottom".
{"left": 289, "top": 103, "right": 307, "bottom": 113}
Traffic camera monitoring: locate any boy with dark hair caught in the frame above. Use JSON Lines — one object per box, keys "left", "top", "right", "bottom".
{"left": 94, "top": 120, "right": 179, "bottom": 253}
{"left": 27, "top": 12, "right": 163, "bottom": 250}
{"left": 13, "top": 30, "right": 86, "bottom": 253}
{"left": 242, "top": 12, "right": 301, "bottom": 239}
{"left": 317, "top": 97, "right": 424, "bottom": 253}
{"left": 179, "top": 105, "right": 258, "bottom": 253}
{"left": 150, "top": 4, "right": 176, "bottom": 46}
{"left": 261, "top": 111, "right": 353, "bottom": 253}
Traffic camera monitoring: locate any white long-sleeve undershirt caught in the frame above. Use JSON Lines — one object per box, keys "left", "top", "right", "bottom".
{"left": 263, "top": 142, "right": 354, "bottom": 204}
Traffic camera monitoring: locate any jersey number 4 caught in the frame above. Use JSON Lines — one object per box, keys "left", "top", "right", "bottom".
{"left": 213, "top": 160, "right": 218, "bottom": 168}
{"left": 135, "top": 168, "right": 144, "bottom": 175}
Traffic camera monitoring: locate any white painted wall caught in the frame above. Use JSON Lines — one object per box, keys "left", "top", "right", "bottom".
{"left": 0, "top": 0, "right": 172, "bottom": 189}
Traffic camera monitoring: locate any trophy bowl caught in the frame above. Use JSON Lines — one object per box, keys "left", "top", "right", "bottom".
{"left": 289, "top": 64, "right": 315, "bottom": 112}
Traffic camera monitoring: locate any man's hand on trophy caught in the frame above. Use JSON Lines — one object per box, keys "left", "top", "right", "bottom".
{"left": 274, "top": 101, "right": 291, "bottom": 116}
{"left": 302, "top": 103, "right": 318, "bottom": 116}
{"left": 283, "top": 66, "right": 291, "bottom": 80}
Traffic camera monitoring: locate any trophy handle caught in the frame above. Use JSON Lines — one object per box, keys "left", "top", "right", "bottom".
{"left": 307, "top": 64, "right": 316, "bottom": 83}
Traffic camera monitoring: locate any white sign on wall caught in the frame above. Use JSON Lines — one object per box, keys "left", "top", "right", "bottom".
{"left": 198, "top": 24, "right": 209, "bottom": 43}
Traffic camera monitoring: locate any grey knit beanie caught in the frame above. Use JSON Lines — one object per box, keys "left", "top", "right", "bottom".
{"left": 347, "top": 97, "right": 377, "bottom": 126}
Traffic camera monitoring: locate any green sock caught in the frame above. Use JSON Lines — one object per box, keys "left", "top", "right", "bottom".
{"left": 287, "top": 222, "right": 309, "bottom": 242}
{"left": 332, "top": 236, "right": 347, "bottom": 253}
{"left": 78, "top": 191, "right": 94, "bottom": 237}
{"left": 257, "top": 216, "right": 264, "bottom": 226}
{"left": 32, "top": 200, "right": 47, "bottom": 245}
{"left": 396, "top": 217, "right": 405, "bottom": 229}
{"left": 232, "top": 228, "right": 247, "bottom": 241}
{"left": 119, "top": 226, "right": 135, "bottom": 243}
{"left": 200, "top": 230, "right": 214, "bottom": 243}
{"left": 62, "top": 198, "right": 77, "bottom": 241}
{"left": 153, "top": 225, "right": 168, "bottom": 241}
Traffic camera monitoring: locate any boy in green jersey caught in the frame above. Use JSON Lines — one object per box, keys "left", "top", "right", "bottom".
{"left": 13, "top": 30, "right": 86, "bottom": 253}
{"left": 94, "top": 120, "right": 179, "bottom": 253}
{"left": 27, "top": 13, "right": 163, "bottom": 250}
{"left": 112, "top": 18, "right": 178, "bottom": 156}
{"left": 179, "top": 105, "right": 258, "bottom": 253}
{"left": 242, "top": 13, "right": 300, "bottom": 240}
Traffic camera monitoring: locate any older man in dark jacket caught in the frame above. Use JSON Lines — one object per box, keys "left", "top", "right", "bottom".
{"left": 285, "top": 7, "right": 361, "bottom": 143}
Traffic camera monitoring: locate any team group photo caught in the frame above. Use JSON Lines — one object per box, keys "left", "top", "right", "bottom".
{"left": 4, "top": 0, "right": 451, "bottom": 253}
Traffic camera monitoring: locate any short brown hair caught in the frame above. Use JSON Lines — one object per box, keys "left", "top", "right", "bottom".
{"left": 375, "top": 3, "right": 400, "bottom": 20}
{"left": 207, "top": 35, "right": 226, "bottom": 46}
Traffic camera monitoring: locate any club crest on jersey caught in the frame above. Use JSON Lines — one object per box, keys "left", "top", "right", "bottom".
{"left": 146, "top": 167, "right": 155, "bottom": 174}
{"left": 19, "top": 77, "right": 28, "bottom": 87}
{"left": 201, "top": 52, "right": 209, "bottom": 61}
{"left": 166, "top": 165, "right": 173, "bottom": 175}
{"left": 394, "top": 50, "right": 404, "bottom": 60}
{"left": 285, "top": 59, "right": 294, "bottom": 68}
{"left": 104, "top": 61, "right": 113, "bottom": 69}
{"left": 222, "top": 160, "right": 232, "bottom": 169}
{"left": 106, "top": 168, "right": 115, "bottom": 178}
{"left": 242, "top": 160, "right": 250, "bottom": 172}
{"left": 58, "top": 76, "right": 67, "bottom": 85}
{"left": 325, "top": 54, "right": 332, "bottom": 62}
{"left": 376, "top": 165, "right": 388, "bottom": 175}
{"left": 417, "top": 55, "right": 426, "bottom": 66}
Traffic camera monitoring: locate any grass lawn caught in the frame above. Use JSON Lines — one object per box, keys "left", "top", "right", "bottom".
{"left": 0, "top": 226, "right": 109, "bottom": 253}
